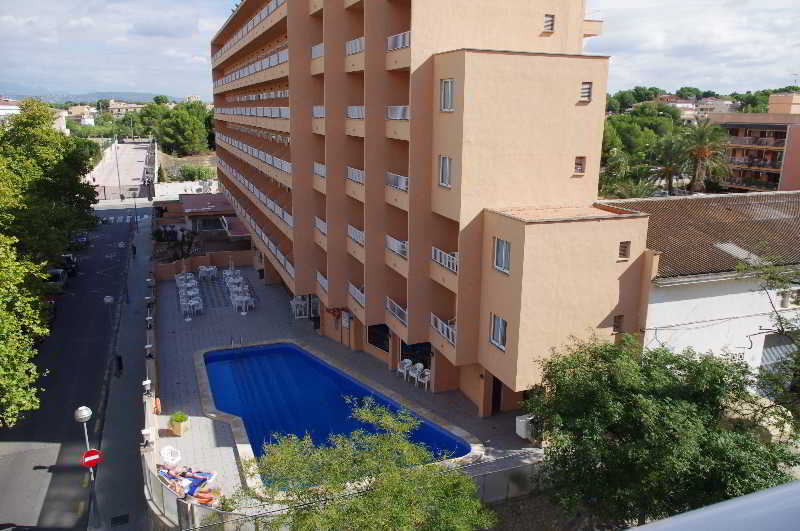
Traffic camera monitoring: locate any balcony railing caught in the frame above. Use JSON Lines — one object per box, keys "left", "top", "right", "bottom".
{"left": 385, "top": 171, "right": 409, "bottom": 192}
{"left": 386, "top": 31, "right": 411, "bottom": 51}
{"left": 431, "top": 247, "right": 458, "bottom": 274}
{"left": 312, "top": 105, "right": 326, "bottom": 118}
{"left": 218, "top": 157, "right": 294, "bottom": 229}
{"left": 316, "top": 271, "right": 328, "bottom": 292}
{"left": 216, "top": 133, "right": 292, "bottom": 174}
{"left": 386, "top": 296, "right": 407, "bottom": 325}
{"left": 727, "top": 136, "right": 756, "bottom": 146}
{"left": 215, "top": 106, "right": 290, "bottom": 118}
{"left": 386, "top": 105, "right": 410, "bottom": 120}
{"left": 286, "top": 261, "right": 295, "bottom": 278}
{"left": 314, "top": 216, "right": 328, "bottom": 235}
{"left": 346, "top": 106, "right": 365, "bottom": 120}
{"left": 431, "top": 313, "right": 456, "bottom": 345}
{"left": 722, "top": 178, "right": 779, "bottom": 191}
{"left": 349, "top": 282, "right": 365, "bottom": 307}
{"left": 214, "top": 46, "right": 289, "bottom": 88}
{"left": 212, "top": 0, "right": 287, "bottom": 63}
{"left": 311, "top": 42, "right": 325, "bottom": 59}
{"left": 347, "top": 224, "right": 365, "bottom": 246}
{"left": 727, "top": 157, "right": 782, "bottom": 170}
{"left": 346, "top": 166, "right": 365, "bottom": 184}
{"left": 386, "top": 235, "right": 408, "bottom": 258}
{"left": 345, "top": 36, "right": 365, "bottom": 56}
{"left": 313, "top": 162, "right": 327, "bottom": 178}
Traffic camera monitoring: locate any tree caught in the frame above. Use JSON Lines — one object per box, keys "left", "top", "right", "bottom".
{"left": 606, "top": 95, "right": 621, "bottom": 114}
{"left": 684, "top": 119, "right": 730, "bottom": 192}
{"left": 615, "top": 90, "right": 636, "bottom": 111}
{"left": 525, "top": 338, "right": 799, "bottom": 527}
{"left": 158, "top": 107, "right": 208, "bottom": 156}
{"left": 234, "top": 399, "right": 495, "bottom": 530}
{"left": 676, "top": 86, "right": 702, "bottom": 100}
{"left": 153, "top": 95, "right": 169, "bottom": 105}
{"left": 652, "top": 134, "right": 688, "bottom": 195}
{"left": 0, "top": 234, "right": 47, "bottom": 427}
{"left": 96, "top": 98, "right": 110, "bottom": 112}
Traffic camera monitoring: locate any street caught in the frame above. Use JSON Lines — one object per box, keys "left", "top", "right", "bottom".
{"left": 0, "top": 140, "right": 151, "bottom": 530}
{"left": 89, "top": 142, "right": 151, "bottom": 201}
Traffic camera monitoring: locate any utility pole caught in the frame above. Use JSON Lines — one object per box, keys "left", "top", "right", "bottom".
{"left": 114, "top": 137, "right": 123, "bottom": 201}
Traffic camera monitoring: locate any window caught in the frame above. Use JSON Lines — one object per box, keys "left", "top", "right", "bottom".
{"left": 440, "top": 79, "right": 455, "bottom": 112}
{"left": 580, "top": 82, "right": 593, "bottom": 101}
{"left": 574, "top": 156, "right": 586, "bottom": 174}
{"left": 493, "top": 237, "right": 511, "bottom": 273}
{"left": 612, "top": 315, "right": 624, "bottom": 333}
{"left": 490, "top": 313, "right": 508, "bottom": 350}
{"left": 438, "top": 155, "right": 452, "bottom": 188}
{"left": 544, "top": 14, "right": 555, "bottom": 32}
{"left": 618, "top": 241, "right": 631, "bottom": 260}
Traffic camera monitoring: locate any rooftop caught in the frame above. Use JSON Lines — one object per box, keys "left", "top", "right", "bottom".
{"left": 222, "top": 215, "right": 249, "bottom": 239}
{"left": 605, "top": 192, "right": 800, "bottom": 279}
{"left": 491, "top": 204, "right": 645, "bottom": 224}
{"left": 179, "top": 193, "right": 233, "bottom": 215}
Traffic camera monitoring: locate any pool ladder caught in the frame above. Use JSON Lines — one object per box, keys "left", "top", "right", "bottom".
{"left": 230, "top": 335, "right": 245, "bottom": 346}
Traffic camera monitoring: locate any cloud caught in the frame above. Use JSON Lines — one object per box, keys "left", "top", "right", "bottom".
{"left": 130, "top": 19, "right": 194, "bottom": 39}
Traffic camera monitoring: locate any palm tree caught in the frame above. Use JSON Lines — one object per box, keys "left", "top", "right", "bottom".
{"left": 652, "top": 135, "right": 688, "bottom": 195}
{"left": 684, "top": 119, "right": 730, "bottom": 192}
{"left": 607, "top": 179, "right": 658, "bottom": 199}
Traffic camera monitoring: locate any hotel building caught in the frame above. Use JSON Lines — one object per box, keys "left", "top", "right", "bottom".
{"left": 210, "top": 0, "right": 653, "bottom": 416}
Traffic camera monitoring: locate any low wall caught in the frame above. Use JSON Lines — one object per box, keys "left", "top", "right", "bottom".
{"left": 153, "top": 250, "right": 254, "bottom": 281}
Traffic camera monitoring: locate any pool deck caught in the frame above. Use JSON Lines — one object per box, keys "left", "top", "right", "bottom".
{"left": 156, "top": 268, "right": 534, "bottom": 496}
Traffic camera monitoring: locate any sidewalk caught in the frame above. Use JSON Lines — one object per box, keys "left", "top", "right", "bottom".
{"left": 89, "top": 212, "right": 152, "bottom": 529}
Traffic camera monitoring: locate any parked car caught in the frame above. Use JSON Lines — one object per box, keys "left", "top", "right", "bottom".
{"left": 45, "top": 268, "right": 68, "bottom": 291}
{"left": 59, "top": 254, "right": 78, "bottom": 277}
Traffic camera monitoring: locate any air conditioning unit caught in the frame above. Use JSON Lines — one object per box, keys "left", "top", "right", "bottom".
{"left": 515, "top": 414, "right": 534, "bottom": 440}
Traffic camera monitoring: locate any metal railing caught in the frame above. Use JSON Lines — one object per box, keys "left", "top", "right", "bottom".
{"left": 349, "top": 282, "right": 366, "bottom": 307}
{"left": 216, "top": 106, "right": 290, "bottom": 118}
{"left": 386, "top": 235, "right": 408, "bottom": 258}
{"left": 386, "top": 105, "right": 410, "bottom": 120}
{"left": 312, "top": 105, "right": 326, "bottom": 118}
{"left": 286, "top": 261, "right": 295, "bottom": 278}
{"left": 311, "top": 42, "right": 325, "bottom": 59}
{"left": 217, "top": 133, "right": 292, "bottom": 174}
{"left": 348, "top": 224, "right": 365, "bottom": 245}
{"left": 431, "top": 313, "right": 457, "bottom": 345}
{"left": 386, "top": 171, "right": 409, "bottom": 192}
{"left": 727, "top": 136, "right": 757, "bottom": 146}
{"left": 386, "top": 296, "right": 408, "bottom": 324}
{"left": 212, "top": 0, "right": 286, "bottom": 63}
{"left": 317, "top": 270, "right": 328, "bottom": 291}
{"left": 314, "top": 216, "right": 327, "bottom": 235}
{"left": 217, "top": 158, "right": 293, "bottom": 228}
{"left": 313, "top": 162, "right": 327, "bottom": 178}
{"left": 346, "top": 105, "right": 365, "bottom": 120}
{"left": 727, "top": 157, "right": 782, "bottom": 169}
{"left": 386, "top": 30, "right": 411, "bottom": 51}
{"left": 346, "top": 166, "right": 366, "bottom": 184}
{"left": 345, "top": 36, "right": 366, "bottom": 56}
{"left": 431, "top": 247, "right": 458, "bottom": 273}
{"left": 214, "top": 46, "right": 289, "bottom": 88}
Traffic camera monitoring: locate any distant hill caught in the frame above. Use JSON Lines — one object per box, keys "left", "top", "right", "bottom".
{"left": 0, "top": 83, "right": 186, "bottom": 104}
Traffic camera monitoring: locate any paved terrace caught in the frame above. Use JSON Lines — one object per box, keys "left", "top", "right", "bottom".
{"left": 155, "top": 267, "right": 532, "bottom": 496}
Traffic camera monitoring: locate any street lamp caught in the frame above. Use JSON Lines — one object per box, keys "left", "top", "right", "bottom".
{"left": 74, "top": 406, "right": 94, "bottom": 481}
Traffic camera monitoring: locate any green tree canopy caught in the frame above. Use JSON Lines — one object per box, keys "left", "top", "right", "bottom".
{"left": 684, "top": 119, "right": 730, "bottom": 192}
{"left": 158, "top": 107, "right": 209, "bottom": 156}
{"left": 525, "top": 338, "right": 799, "bottom": 527}
{"left": 676, "top": 86, "right": 702, "bottom": 100}
{"left": 153, "top": 95, "right": 169, "bottom": 104}
{"left": 234, "top": 399, "right": 495, "bottom": 530}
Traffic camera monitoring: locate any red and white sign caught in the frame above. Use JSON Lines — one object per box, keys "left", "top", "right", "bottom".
{"left": 81, "top": 449, "right": 104, "bottom": 468}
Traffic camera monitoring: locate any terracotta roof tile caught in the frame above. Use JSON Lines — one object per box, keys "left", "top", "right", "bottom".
{"left": 605, "top": 192, "right": 800, "bottom": 278}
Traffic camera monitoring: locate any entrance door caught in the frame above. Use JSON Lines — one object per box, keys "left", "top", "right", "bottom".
{"left": 290, "top": 295, "right": 309, "bottom": 319}
{"left": 491, "top": 376, "right": 503, "bottom": 415}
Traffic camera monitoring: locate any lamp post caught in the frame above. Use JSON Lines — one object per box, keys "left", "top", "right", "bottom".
{"left": 74, "top": 406, "right": 94, "bottom": 481}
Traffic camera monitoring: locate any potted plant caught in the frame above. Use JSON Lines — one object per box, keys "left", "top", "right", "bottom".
{"left": 169, "top": 411, "right": 189, "bottom": 436}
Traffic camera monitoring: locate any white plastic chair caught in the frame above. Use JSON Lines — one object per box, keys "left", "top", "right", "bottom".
{"left": 416, "top": 369, "right": 431, "bottom": 390}
{"left": 407, "top": 363, "right": 423, "bottom": 383}
{"left": 397, "top": 359, "right": 412, "bottom": 380}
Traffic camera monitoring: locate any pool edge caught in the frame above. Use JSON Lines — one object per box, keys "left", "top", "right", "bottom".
{"left": 193, "top": 339, "right": 488, "bottom": 490}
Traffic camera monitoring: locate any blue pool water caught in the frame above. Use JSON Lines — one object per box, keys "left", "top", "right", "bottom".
{"left": 205, "top": 343, "right": 470, "bottom": 459}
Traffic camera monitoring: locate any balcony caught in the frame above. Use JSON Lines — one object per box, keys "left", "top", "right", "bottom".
{"left": 212, "top": 0, "right": 288, "bottom": 69}
{"left": 313, "top": 162, "right": 326, "bottom": 194}
{"left": 345, "top": 106, "right": 365, "bottom": 137}
{"left": 309, "top": 0, "right": 323, "bottom": 15}
{"left": 312, "top": 105, "right": 325, "bottom": 135}
{"left": 345, "top": 166, "right": 366, "bottom": 202}
{"left": 582, "top": 19, "right": 604, "bottom": 38}
{"left": 722, "top": 178, "right": 779, "bottom": 192}
{"left": 345, "top": 37, "right": 365, "bottom": 72}
{"left": 215, "top": 133, "right": 292, "bottom": 189}
{"left": 386, "top": 31, "right": 411, "bottom": 70}
{"left": 347, "top": 224, "right": 365, "bottom": 245}
{"left": 431, "top": 247, "right": 458, "bottom": 292}
{"left": 385, "top": 171, "right": 409, "bottom": 211}
{"left": 310, "top": 43, "right": 325, "bottom": 75}
{"left": 314, "top": 216, "right": 328, "bottom": 250}
{"left": 213, "top": 47, "right": 289, "bottom": 94}
{"left": 214, "top": 105, "right": 291, "bottom": 133}
{"left": 316, "top": 270, "right": 328, "bottom": 292}
{"left": 727, "top": 157, "right": 782, "bottom": 171}
{"left": 386, "top": 296, "right": 408, "bottom": 326}
{"left": 344, "top": 0, "right": 363, "bottom": 8}
{"left": 314, "top": 216, "right": 327, "bottom": 235}
{"left": 349, "top": 282, "right": 365, "bottom": 307}
{"left": 386, "top": 106, "right": 410, "bottom": 140}
{"left": 346, "top": 224, "right": 366, "bottom": 263}
{"left": 430, "top": 313, "right": 456, "bottom": 345}
{"left": 317, "top": 271, "right": 329, "bottom": 306}
{"left": 386, "top": 235, "right": 408, "bottom": 258}
{"left": 348, "top": 281, "right": 366, "bottom": 322}
{"left": 386, "top": 234, "right": 409, "bottom": 277}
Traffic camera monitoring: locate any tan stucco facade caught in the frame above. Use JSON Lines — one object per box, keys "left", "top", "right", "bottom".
{"left": 210, "top": 0, "right": 650, "bottom": 418}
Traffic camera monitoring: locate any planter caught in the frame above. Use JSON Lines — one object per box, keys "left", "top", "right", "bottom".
{"left": 170, "top": 418, "right": 189, "bottom": 436}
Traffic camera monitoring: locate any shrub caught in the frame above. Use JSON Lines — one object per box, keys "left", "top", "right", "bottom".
{"left": 170, "top": 411, "right": 188, "bottom": 423}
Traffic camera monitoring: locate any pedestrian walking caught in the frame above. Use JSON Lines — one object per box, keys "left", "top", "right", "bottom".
{"left": 115, "top": 355, "right": 124, "bottom": 378}
{"left": 131, "top": 243, "right": 137, "bottom": 258}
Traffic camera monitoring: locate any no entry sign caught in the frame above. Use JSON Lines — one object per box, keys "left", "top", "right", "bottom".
{"left": 81, "top": 449, "right": 104, "bottom": 468}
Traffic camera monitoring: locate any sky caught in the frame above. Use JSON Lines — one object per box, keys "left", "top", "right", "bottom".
{"left": 0, "top": 0, "right": 798, "bottom": 101}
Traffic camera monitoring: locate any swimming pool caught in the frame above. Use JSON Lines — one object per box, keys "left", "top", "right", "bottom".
{"left": 205, "top": 343, "right": 471, "bottom": 459}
